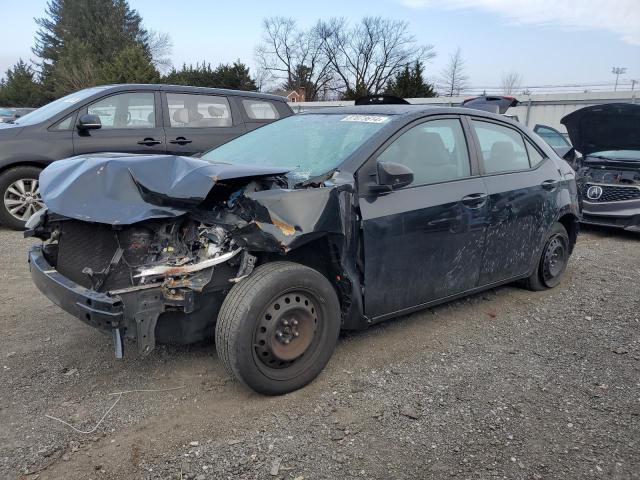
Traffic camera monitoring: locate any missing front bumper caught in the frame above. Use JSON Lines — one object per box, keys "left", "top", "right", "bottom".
{"left": 28, "top": 245, "right": 195, "bottom": 357}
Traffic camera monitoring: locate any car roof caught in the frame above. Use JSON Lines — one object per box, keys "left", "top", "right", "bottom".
{"left": 304, "top": 104, "right": 516, "bottom": 123}
{"left": 98, "top": 84, "right": 288, "bottom": 102}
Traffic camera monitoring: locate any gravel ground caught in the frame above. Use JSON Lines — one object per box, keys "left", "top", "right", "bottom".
{"left": 0, "top": 226, "right": 639, "bottom": 480}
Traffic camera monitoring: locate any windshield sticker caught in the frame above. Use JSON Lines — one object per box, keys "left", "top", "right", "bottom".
{"left": 341, "top": 115, "right": 389, "bottom": 124}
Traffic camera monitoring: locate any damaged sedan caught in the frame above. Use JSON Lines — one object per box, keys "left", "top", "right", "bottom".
{"left": 561, "top": 103, "right": 640, "bottom": 231}
{"left": 27, "top": 106, "right": 579, "bottom": 394}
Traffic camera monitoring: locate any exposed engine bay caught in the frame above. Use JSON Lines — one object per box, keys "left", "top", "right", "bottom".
{"left": 26, "top": 153, "right": 363, "bottom": 357}
{"left": 577, "top": 164, "right": 640, "bottom": 185}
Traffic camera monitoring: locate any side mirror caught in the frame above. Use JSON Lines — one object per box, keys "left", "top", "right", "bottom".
{"left": 77, "top": 114, "right": 102, "bottom": 130}
{"left": 373, "top": 161, "right": 414, "bottom": 191}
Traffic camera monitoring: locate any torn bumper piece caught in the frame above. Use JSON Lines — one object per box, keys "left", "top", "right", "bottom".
{"left": 28, "top": 244, "right": 204, "bottom": 357}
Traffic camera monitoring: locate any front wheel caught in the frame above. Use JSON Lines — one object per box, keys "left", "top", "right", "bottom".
{"left": 215, "top": 261, "right": 341, "bottom": 395}
{"left": 524, "top": 222, "right": 570, "bottom": 291}
{"left": 0, "top": 166, "right": 45, "bottom": 230}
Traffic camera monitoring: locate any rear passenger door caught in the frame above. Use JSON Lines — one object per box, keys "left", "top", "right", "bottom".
{"left": 469, "top": 118, "right": 559, "bottom": 284}
{"left": 359, "top": 116, "right": 488, "bottom": 319}
{"left": 162, "top": 93, "right": 245, "bottom": 156}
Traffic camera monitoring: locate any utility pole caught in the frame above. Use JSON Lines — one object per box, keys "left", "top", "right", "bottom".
{"left": 612, "top": 67, "right": 627, "bottom": 91}
{"left": 632, "top": 79, "right": 638, "bottom": 91}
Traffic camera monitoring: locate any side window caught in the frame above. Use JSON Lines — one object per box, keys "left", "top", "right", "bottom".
{"left": 167, "top": 93, "right": 232, "bottom": 128}
{"left": 525, "top": 140, "right": 545, "bottom": 167}
{"left": 242, "top": 99, "right": 280, "bottom": 120}
{"left": 87, "top": 92, "right": 155, "bottom": 129}
{"left": 377, "top": 118, "right": 471, "bottom": 187}
{"left": 472, "top": 120, "right": 529, "bottom": 174}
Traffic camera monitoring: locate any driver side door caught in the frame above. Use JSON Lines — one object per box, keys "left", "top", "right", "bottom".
{"left": 358, "top": 116, "right": 489, "bottom": 320}
{"left": 73, "top": 91, "right": 166, "bottom": 156}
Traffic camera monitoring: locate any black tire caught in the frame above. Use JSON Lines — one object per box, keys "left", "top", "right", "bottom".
{"left": 524, "top": 222, "right": 570, "bottom": 291}
{"left": 215, "top": 261, "right": 341, "bottom": 395}
{"left": 0, "top": 166, "right": 44, "bottom": 230}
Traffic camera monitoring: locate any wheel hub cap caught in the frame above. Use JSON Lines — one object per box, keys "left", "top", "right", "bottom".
{"left": 4, "top": 178, "right": 44, "bottom": 221}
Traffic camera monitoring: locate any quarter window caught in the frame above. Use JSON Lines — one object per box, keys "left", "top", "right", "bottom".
{"left": 51, "top": 114, "right": 74, "bottom": 131}
{"left": 472, "top": 120, "right": 529, "bottom": 174}
{"left": 525, "top": 140, "right": 545, "bottom": 167}
{"left": 87, "top": 92, "right": 155, "bottom": 129}
{"left": 167, "top": 93, "right": 232, "bottom": 128}
{"left": 377, "top": 119, "right": 471, "bottom": 187}
{"left": 242, "top": 99, "right": 280, "bottom": 120}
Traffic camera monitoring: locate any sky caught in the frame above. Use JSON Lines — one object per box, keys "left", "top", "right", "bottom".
{"left": 1, "top": 0, "right": 639, "bottom": 93}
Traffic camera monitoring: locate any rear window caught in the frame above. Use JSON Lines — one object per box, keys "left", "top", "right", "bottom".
{"left": 242, "top": 99, "right": 280, "bottom": 120}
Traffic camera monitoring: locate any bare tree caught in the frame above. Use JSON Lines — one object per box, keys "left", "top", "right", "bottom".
{"left": 316, "top": 17, "right": 435, "bottom": 99}
{"left": 255, "top": 17, "right": 333, "bottom": 101}
{"left": 439, "top": 47, "right": 468, "bottom": 97}
{"left": 501, "top": 71, "right": 523, "bottom": 95}
{"left": 148, "top": 30, "right": 173, "bottom": 73}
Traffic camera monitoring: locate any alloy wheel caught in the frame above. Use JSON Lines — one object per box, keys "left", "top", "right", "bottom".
{"left": 3, "top": 178, "right": 44, "bottom": 222}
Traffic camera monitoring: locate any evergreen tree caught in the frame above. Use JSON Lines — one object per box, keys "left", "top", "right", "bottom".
{"left": 212, "top": 61, "right": 257, "bottom": 90}
{"left": 0, "top": 60, "right": 48, "bottom": 107}
{"left": 33, "top": 0, "right": 154, "bottom": 96}
{"left": 385, "top": 61, "right": 436, "bottom": 98}
{"left": 162, "top": 61, "right": 256, "bottom": 90}
{"left": 101, "top": 45, "right": 159, "bottom": 84}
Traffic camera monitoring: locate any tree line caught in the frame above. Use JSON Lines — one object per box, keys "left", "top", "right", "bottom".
{"left": 0, "top": 0, "right": 491, "bottom": 107}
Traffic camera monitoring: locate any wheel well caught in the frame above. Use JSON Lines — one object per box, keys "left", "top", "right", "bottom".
{"left": 0, "top": 162, "right": 45, "bottom": 176}
{"left": 557, "top": 213, "right": 579, "bottom": 253}
{"left": 255, "top": 237, "right": 352, "bottom": 316}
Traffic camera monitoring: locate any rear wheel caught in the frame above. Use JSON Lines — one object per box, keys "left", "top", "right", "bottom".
{"left": 524, "top": 222, "right": 570, "bottom": 291}
{"left": 0, "top": 166, "right": 44, "bottom": 230}
{"left": 215, "top": 261, "right": 341, "bottom": 395}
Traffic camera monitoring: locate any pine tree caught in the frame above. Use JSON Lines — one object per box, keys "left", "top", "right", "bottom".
{"left": 101, "top": 46, "right": 159, "bottom": 84}
{"left": 0, "top": 60, "right": 48, "bottom": 107}
{"left": 33, "top": 0, "right": 155, "bottom": 96}
{"left": 385, "top": 61, "right": 436, "bottom": 98}
{"left": 162, "top": 61, "right": 257, "bottom": 90}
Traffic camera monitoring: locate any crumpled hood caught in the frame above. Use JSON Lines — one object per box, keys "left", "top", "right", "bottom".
{"left": 39, "top": 153, "right": 289, "bottom": 224}
{"left": 561, "top": 103, "right": 640, "bottom": 156}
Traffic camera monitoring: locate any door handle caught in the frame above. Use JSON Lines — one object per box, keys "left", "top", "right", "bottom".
{"left": 461, "top": 193, "right": 487, "bottom": 208}
{"left": 169, "top": 137, "right": 193, "bottom": 145}
{"left": 137, "top": 138, "right": 162, "bottom": 146}
{"left": 541, "top": 179, "right": 558, "bottom": 191}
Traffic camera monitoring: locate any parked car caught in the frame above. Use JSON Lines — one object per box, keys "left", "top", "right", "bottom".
{"left": 0, "top": 84, "right": 293, "bottom": 229}
{"left": 533, "top": 124, "right": 573, "bottom": 158}
{"left": 27, "top": 105, "right": 579, "bottom": 395}
{"left": 561, "top": 102, "right": 640, "bottom": 231}
{"left": 0, "top": 107, "right": 36, "bottom": 123}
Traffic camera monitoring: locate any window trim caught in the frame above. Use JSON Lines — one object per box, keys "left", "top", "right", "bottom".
{"left": 467, "top": 116, "right": 548, "bottom": 176}
{"left": 78, "top": 90, "right": 160, "bottom": 131}
{"left": 161, "top": 91, "right": 236, "bottom": 129}
{"left": 356, "top": 114, "right": 480, "bottom": 195}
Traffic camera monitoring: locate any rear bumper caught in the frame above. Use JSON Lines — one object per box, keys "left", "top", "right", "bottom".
{"left": 28, "top": 245, "right": 124, "bottom": 331}
{"left": 581, "top": 200, "right": 640, "bottom": 232}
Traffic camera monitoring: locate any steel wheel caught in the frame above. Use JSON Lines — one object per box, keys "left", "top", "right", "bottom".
{"left": 3, "top": 178, "right": 44, "bottom": 222}
{"left": 254, "top": 291, "right": 318, "bottom": 370}
{"left": 541, "top": 233, "right": 568, "bottom": 286}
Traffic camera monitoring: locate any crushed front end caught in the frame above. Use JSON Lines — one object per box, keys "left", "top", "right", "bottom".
{"left": 28, "top": 213, "right": 255, "bottom": 357}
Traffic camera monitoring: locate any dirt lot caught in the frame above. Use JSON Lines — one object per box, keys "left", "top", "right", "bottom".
{"left": 1, "top": 226, "right": 639, "bottom": 480}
